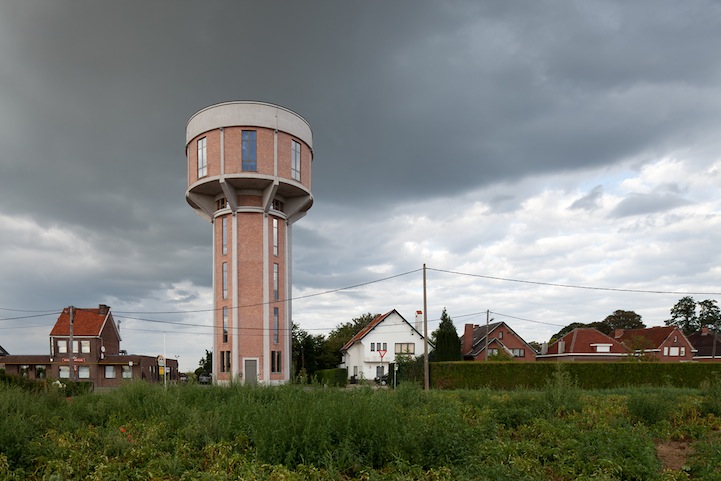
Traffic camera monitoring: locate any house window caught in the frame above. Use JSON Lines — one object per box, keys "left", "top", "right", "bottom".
{"left": 273, "top": 263, "right": 279, "bottom": 300}
{"left": 222, "top": 217, "right": 228, "bottom": 255}
{"left": 273, "top": 219, "right": 279, "bottom": 256}
{"left": 72, "top": 341, "right": 79, "bottom": 353}
{"left": 673, "top": 335, "right": 678, "bottom": 343}
{"left": 122, "top": 366, "right": 132, "bottom": 379}
{"left": 663, "top": 347, "right": 669, "bottom": 356}
{"left": 382, "top": 342, "right": 387, "bottom": 351}
{"left": 81, "top": 341, "right": 90, "bottom": 354}
{"left": 395, "top": 343, "right": 415, "bottom": 354}
{"left": 498, "top": 331, "right": 503, "bottom": 339}
{"left": 592, "top": 344, "right": 611, "bottom": 353}
{"left": 20, "top": 365, "right": 29, "bottom": 378}
{"left": 36, "top": 365, "right": 46, "bottom": 379}
{"left": 78, "top": 366, "right": 90, "bottom": 379}
{"left": 511, "top": 348, "right": 525, "bottom": 357}
{"left": 271, "top": 350, "right": 282, "bottom": 373}
{"left": 105, "top": 366, "right": 117, "bottom": 378}
{"left": 272, "top": 199, "right": 284, "bottom": 212}
{"left": 488, "top": 348, "right": 499, "bottom": 357}
{"left": 291, "top": 140, "right": 301, "bottom": 181}
{"left": 242, "top": 130, "right": 256, "bottom": 171}
{"left": 222, "top": 262, "right": 228, "bottom": 299}
{"left": 681, "top": 347, "right": 686, "bottom": 356}
{"left": 370, "top": 343, "right": 376, "bottom": 351}
{"left": 58, "top": 340, "right": 67, "bottom": 354}
{"left": 669, "top": 346, "right": 680, "bottom": 356}
{"left": 59, "top": 366, "right": 70, "bottom": 379}
{"left": 223, "top": 307, "right": 229, "bottom": 343}
{"left": 197, "top": 137, "right": 207, "bottom": 178}
{"left": 273, "top": 307, "right": 279, "bottom": 344}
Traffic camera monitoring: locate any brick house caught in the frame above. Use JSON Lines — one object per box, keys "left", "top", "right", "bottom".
{"left": 613, "top": 326, "right": 695, "bottom": 362}
{"left": 536, "top": 328, "right": 629, "bottom": 361}
{"left": 0, "top": 305, "right": 178, "bottom": 388}
{"left": 461, "top": 322, "right": 537, "bottom": 361}
{"left": 688, "top": 327, "right": 721, "bottom": 362}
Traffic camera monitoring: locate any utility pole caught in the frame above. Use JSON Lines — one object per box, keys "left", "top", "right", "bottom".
{"left": 423, "top": 264, "right": 429, "bottom": 390}
{"left": 485, "top": 309, "right": 490, "bottom": 361}
{"left": 68, "top": 306, "right": 75, "bottom": 381}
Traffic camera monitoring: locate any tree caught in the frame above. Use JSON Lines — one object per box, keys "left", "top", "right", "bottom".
{"left": 666, "top": 296, "right": 699, "bottom": 335}
{"left": 291, "top": 323, "right": 326, "bottom": 381}
{"left": 429, "top": 308, "right": 462, "bottom": 361}
{"left": 195, "top": 349, "right": 212, "bottom": 377}
{"left": 698, "top": 299, "right": 721, "bottom": 330}
{"left": 600, "top": 310, "right": 645, "bottom": 334}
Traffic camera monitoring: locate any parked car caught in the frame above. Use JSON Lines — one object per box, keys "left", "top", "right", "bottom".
{"left": 198, "top": 372, "right": 212, "bottom": 385}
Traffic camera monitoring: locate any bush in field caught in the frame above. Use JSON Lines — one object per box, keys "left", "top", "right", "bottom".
{"left": 626, "top": 390, "right": 676, "bottom": 425}
{"left": 700, "top": 375, "right": 721, "bottom": 416}
{"left": 542, "top": 367, "right": 582, "bottom": 416}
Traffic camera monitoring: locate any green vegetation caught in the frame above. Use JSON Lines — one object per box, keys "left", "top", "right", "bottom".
{"left": 2, "top": 376, "right": 721, "bottom": 480}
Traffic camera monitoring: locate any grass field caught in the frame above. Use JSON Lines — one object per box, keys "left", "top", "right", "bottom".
{"left": 1, "top": 373, "right": 721, "bottom": 480}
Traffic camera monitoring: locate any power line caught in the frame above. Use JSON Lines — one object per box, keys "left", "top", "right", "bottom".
{"left": 427, "top": 267, "right": 721, "bottom": 296}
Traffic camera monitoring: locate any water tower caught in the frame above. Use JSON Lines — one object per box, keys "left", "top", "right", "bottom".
{"left": 185, "top": 101, "right": 313, "bottom": 385}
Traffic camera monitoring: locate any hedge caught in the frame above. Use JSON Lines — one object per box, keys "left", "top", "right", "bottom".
{"left": 315, "top": 368, "right": 348, "bottom": 387}
{"left": 429, "top": 361, "right": 721, "bottom": 390}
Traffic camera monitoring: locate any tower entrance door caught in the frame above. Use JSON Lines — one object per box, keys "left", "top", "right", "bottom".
{"left": 244, "top": 359, "right": 258, "bottom": 386}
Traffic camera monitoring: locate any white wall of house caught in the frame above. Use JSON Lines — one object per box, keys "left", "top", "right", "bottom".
{"left": 341, "top": 311, "right": 423, "bottom": 381}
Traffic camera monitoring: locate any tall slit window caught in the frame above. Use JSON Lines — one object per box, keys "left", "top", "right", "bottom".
{"left": 221, "top": 217, "right": 228, "bottom": 255}
{"left": 222, "top": 307, "right": 228, "bottom": 343}
{"left": 291, "top": 140, "right": 301, "bottom": 181}
{"left": 271, "top": 350, "right": 282, "bottom": 373}
{"left": 273, "top": 307, "right": 279, "bottom": 344}
{"left": 273, "top": 263, "right": 279, "bottom": 300}
{"left": 242, "top": 130, "right": 256, "bottom": 171}
{"left": 222, "top": 262, "right": 228, "bottom": 299}
{"left": 272, "top": 218, "right": 279, "bottom": 256}
{"left": 197, "top": 137, "right": 207, "bottom": 177}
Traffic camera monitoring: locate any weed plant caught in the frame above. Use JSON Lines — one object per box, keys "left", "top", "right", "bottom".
{"left": 3, "top": 379, "right": 721, "bottom": 479}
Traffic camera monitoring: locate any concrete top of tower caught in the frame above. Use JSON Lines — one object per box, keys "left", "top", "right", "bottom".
{"left": 186, "top": 101, "right": 313, "bottom": 150}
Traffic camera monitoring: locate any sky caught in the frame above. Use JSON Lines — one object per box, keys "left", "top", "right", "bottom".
{"left": 1, "top": 1, "right": 720, "bottom": 372}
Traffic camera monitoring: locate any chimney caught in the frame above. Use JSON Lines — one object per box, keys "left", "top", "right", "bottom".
{"left": 614, "top": 329, "right": 624, "bottom": 339}
{"left": 415, "top": 310, "right": 423, "bottom": 333}
{"left": 99, "top": 304, "right": 110, "bottom": 315}
{"left": 541, "top": 342, "right": 548, "bottom": 355}
{"left": 463, "top": 324, "right": 474, "bottom": 355}
{"left": 701, "top": 326, "right": 709, "bottom": 336}
{"left": 558, "top": 340, "right": 565, "bottom": 354}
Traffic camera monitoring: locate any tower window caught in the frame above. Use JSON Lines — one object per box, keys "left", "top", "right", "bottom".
{"left": 291, "top": 140, "right": 301, "bottom": 181}
{"left": 272, "top": 218, "right": 279, "bottom": 256}
{"left": 216, "top": 198, "right": 227, "bottom": 211}
{"left": 242, "top": 130, "right": 257, "bottom": 171}
{"left": 222, "top": 262, "right": 228, "bottom": 300}
{"left": 222, "top": 217, "right": 228, "bottom": 255}
{"left": 197, "top": 137, "right": 207, "bottom": 178}
{"left": 273, "top": 263, "right": 279, "bottom": 300}
{"left": 274, "top": 307, "right": 279, "bottom": 344}
{"left": 222, "top": 306, "right": 228, "bottom": 343}
{"left": 271, "top": 350, "right": 282, "bottom": 373}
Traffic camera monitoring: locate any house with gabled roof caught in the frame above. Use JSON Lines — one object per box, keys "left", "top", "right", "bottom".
{"left": 0, "top": 345, "right": 8, "bottom": 356}
{"left": 536, "top": 328, "right": 628, "bottom": 361}
{"left": 0, "top": 304, "right": 178, "bottom": 388}
{"left": 614, "top": 326, "right": 695, "bottom": 362}
{"left": 461, "top": 322, "right": 536, "bottom": 361}
{"left": 688, "top": 327, "right": 721, "bottom": 362}
{"left": 340, "top": 309, "right": 427, "bottom": 382}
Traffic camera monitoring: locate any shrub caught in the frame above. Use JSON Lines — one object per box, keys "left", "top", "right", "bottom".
{"left": 315, "top": 368, "right": 347, "bottom": 387}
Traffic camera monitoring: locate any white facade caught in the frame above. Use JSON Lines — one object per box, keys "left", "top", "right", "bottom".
{"left": 340, "top": 310, "right": 425, "bottom": 381}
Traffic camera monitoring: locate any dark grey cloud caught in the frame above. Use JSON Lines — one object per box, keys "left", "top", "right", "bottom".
{"left": 570, "top": 185, "right": 604, "bottom": 211}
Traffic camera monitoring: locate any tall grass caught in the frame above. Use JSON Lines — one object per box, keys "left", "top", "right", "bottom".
{"left": 2, "top": 379, "right": 721, "bottom": 479}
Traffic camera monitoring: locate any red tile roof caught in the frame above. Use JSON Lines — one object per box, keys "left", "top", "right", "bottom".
{"left": 340, "top": 311, "right": 393, "bottom": 352}
{"left": 616, "top": 326, "right": 677, "bottom": 349}
{"left": 546, "top": 328, "right": 627, "bottom": 354}
{"left": 50, "top": 306, "right": 112, "bottom": 337}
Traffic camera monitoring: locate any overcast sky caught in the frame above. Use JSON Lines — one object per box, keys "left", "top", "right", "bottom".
{"left": 1, "top": 1, "right": 720, "bottom": 371}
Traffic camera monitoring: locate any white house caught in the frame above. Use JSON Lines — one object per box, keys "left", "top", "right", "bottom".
{"left": 340, "top": 309, "right": 427, "bottom": 382}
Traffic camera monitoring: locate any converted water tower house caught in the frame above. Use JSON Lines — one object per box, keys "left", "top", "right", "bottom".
{"left": 185, "top": 101, "right": 313, "bottom": 385}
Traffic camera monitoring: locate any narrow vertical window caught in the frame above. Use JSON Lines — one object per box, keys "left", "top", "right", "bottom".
{"left": 222, "top": 307, "right": 228, "bottom": 343}
{"left": 222, "top": 262, "right": 228, "bottom": 299}
{"left": 272, "top": 218, "right": 279, "bottom": 256}
{"left": 197, "top": 137, "right": 207, "bottom": 177}
{"left": 241, "top": 130, "right": 256, "bottom": 171}
{"left": 273, "top": 263, "right": 279, "bottom": 300}
{"left": 291, "top": 140, "right": 301, "bottom": 181}
{"left": 273, "top": 307, "right": 279, "bottom": 344}
{"left": 271, "top": 351, "right": 282, "bottom": 373}
{"left": 222, "top": 217, "right": 228, "bottom": 255}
